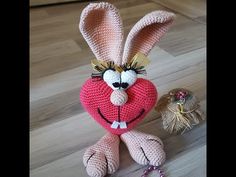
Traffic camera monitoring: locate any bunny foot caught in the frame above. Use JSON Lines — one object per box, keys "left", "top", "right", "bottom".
{"left": 121, "top": 130, "right": 165, "bottom": 166}
{"left": 83, "top": 133, "right": 120, "bottom": 177}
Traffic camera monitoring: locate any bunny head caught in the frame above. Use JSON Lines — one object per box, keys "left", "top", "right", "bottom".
{"left": 79, "top": 2, "right": 175, "bottom": 135}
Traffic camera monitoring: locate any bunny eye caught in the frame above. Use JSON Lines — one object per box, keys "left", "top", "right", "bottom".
{"left": 121, "top": 69, "right": 137, "bottom": 89}
{"left": 103, "top": 69, "right": 121, "bottom": 90}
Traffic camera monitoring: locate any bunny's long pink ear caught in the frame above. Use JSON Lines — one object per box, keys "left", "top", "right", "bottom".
{"left": 122, "top": 11, "right": 175, "bottom": 64}
{"left": 79, "top": 2, "right": 124, "bottom": 65}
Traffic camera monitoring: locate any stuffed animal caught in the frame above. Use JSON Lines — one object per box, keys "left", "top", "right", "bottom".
{"left": 79, "top": 2, "right": 175, "bottom": 177}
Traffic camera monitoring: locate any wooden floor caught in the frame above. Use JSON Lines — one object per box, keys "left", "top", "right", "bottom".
{"left": 30, "top": 0, "right": 206, "bottom": 177}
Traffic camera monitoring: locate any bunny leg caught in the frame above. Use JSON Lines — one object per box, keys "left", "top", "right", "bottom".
{"left": 83, "top": 132, "right": 120, "bottom": 177}
{"left": 121, "top": 130, "right": 165, "bottom": 166}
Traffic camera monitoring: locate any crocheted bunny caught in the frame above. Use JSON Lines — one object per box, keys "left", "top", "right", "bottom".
{"left": 79, "top": 2, "right": 175, "bottom": 177}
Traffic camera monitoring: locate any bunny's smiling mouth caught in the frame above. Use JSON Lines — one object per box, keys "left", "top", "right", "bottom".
{"left": 97, "top": 107, "right": 145, "bottom": 129}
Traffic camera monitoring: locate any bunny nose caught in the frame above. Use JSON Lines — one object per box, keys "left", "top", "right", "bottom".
{"left": 110, "top": 90, "right": 128, "bottom": 106}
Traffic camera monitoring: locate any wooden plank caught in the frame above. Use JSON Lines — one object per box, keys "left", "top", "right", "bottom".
{"left": 30, "top": 47, "right": 205, "bottom": 101}
{"left": 30, "top": 47, "right": 205, "bottom": 130}
{"left": 30, "top": 119, "right": 206, "bottom": 176}
{"left": 151, "top": 0, "right": 206, "bottom": 19}
{"left": 30, "top": 39, "right": 81, "bottom": 64}
{"left": 30, "top": 1, "right": 206, "bottom": 176}
{"left": 30, "top": 9, "right": 49, "bottom": 21}
{"left": 30, "top": 49, "right": 94, "bottom": 79}
{"left": 30, "top": 11, "right": 205, "bottom": 80}
{"left": 159, "top": 16, "right": 206, "bottom": 56}
{"left": 30, "top": 99, "right": 205, "bottom": 170}
{"left": 30, "top": 0, "right": 82, "bottom": 7}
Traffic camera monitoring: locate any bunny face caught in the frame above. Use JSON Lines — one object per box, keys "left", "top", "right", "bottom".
{"left": 80, "top": 55, "right": 157, "bottom": 134}
{"left": 79, "top": 2, "right": 175, "bottom": 135}
{"left": 80, "top": 78, "right": 157, "bottom": 134}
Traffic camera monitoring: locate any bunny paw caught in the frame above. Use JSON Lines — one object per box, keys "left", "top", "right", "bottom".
{"left": 121, "top": 130, "right": 165, "bottom": 166}
{"left": 83, "top": 133, "right": 120, "bottom": 177}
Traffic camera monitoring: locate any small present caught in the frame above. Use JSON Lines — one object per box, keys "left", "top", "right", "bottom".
{"left": 155, "top": 88, "right": 205, "bottom": 134}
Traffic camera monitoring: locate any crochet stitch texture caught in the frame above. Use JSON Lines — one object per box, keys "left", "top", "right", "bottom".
{"left": 78, "top": 2, "right": 175, "bottom": 177}
{"left": 80, "top": 78, "right": 157, "bottom": 135}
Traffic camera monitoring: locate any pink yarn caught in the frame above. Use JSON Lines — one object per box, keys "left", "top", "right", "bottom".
{"left": 80, "top": 78, "right": 157, "bottom": 135}
{"left": 79, "top": 2, "right": 175, "bottom": 66}
{"left": 83, "top": 133, "right": 120, "bottom": 177}
{"left": 79, "top": 2, "right": 175, "bottom": 177}
{"left": 79, "top": 2, "right": 124, "bottom": 65}
{"left": 110, "top": 90, "right": 128, "bottom": 106}
{"left": 122, "top": 11, "right": 175, "bottom": 64}
{"left": 121, "top": 130, "right": 165, "bottom": 166}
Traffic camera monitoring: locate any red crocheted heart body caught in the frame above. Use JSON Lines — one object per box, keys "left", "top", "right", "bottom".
{"left": 80, "top": 78, "right": 157, "bottom": 135}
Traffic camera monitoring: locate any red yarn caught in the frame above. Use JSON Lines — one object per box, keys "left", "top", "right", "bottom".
{"left": 80, "top": 78, "right": 157, "bottom": 135}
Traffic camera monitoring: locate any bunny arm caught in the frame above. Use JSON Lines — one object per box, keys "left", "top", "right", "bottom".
{"left": 83, "top": 132, "right": 120, "bottom": 177}
{"left": 121, "top": 130, "right": 165, "bottom": 166}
